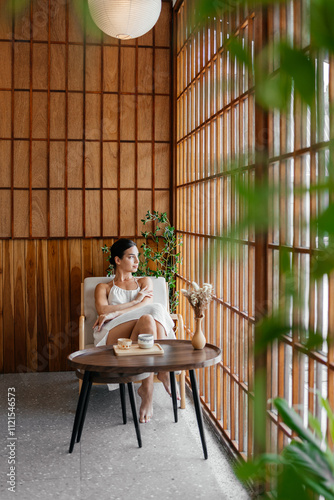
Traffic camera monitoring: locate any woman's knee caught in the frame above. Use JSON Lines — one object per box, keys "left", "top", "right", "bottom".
{"left": 137, "top": 314, "right": 155, "bottom": 327}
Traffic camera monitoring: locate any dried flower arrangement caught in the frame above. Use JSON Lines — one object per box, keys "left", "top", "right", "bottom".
{"left": 181, "top": 282, "right": 213, "bottom": 318}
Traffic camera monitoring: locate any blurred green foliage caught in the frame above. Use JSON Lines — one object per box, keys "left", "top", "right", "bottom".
{"left": 236, "top": 396, "right": 334, "bottom": 499}
{"left": 192, "top": 0, "right": 334, "bottom": 497}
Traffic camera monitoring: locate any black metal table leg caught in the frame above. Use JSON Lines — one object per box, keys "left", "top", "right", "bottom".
{"left": 189, "top": 369, "right": 208, "bottom": 459}
{"left": 170, "top": 371, "right": 178, "bottom": 423}
{"left": 120, "top": 383, "right": 127, "bottom": 424}
{"left": 69, "top": 371, "right": 91, "bottom": 453}
{"left": 76, "top": 375, "right": 93, "bottom": 443}
{"left": 127, "top": 382, "right": 142, "bottom": 448}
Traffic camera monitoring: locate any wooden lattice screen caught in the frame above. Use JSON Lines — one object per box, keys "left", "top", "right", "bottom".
{"left": 174, "top": 0, "right": 334, "bottom": 459}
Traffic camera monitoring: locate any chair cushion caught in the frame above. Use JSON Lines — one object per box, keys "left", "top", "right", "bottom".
{"left": 83, "top": 276, "right": 169, "bottom": 346}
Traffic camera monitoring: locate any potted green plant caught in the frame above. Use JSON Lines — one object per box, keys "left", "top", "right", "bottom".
{"left": 102, "top": 211, "right": 182, "bottom": 313}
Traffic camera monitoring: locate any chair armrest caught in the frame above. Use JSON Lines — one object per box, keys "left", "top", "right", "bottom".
{"left": 79, "top": 315, "right": 86, "bottom": 351}
{"left": 170, "top": 313, "right": 185, "bottom": 340}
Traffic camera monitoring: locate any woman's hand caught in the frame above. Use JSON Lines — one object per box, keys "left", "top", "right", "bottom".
{"left": 93, "top": 312, "right": 119, "bottom": 331}
{"left": 135, "top": 286, "right": 153, "bottom": 303}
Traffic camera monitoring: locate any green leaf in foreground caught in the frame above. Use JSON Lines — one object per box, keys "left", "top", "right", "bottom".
{"left": 274, "top": 398, "right": 321, "bottom": 449}
{"left": 280, "top": 43, "right": 315, "bottom": 106}
{"left": 311, "top": 0, "right": 334, "bottom": 53}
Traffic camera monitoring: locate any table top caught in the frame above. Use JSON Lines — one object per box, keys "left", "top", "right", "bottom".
{"left": 68, "top": 339, "right": 222, "bottom": 374}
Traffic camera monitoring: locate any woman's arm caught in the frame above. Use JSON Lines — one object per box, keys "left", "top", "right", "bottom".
{"left": 93, "top": 277, "right": 154, "bottom": 330}
{"left": 95, "top": 277, "right": 153, "bottom": 315}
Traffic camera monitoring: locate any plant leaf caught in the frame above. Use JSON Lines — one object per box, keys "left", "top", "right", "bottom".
{"left": 274, "top": 398, "right": 322, "bottom": 450}
{"left": 277, "top": 464, "right": 310, "bottom": 500}
{"left": 311, "top": 0, "right": 334, "bottom": 53}
{"left": 254, "top": 314, "right": 293, "bottom": 353}
{"left": 226, "top": 36, "right": 252, "bottom": 69}
{"left": 283, "top": 443, "right": 334, "bottom": 498}
{"left": 255, "top": 69, "right": 292, "bottom": 110}
{"left": 301, "top": 330, "right": 325, "bottom": 351}
{"left": 316, "top": 202, "right": 334, "bottom": 235}
{"left": 319, "top": 396, "right": 334, "bottom": 445}
{"left": 311, "top": 248, "right": 334, "bottom": 279}
{"left": 307, "top": 412, "right": 323, "bottom": 440}
{"left": 280, "top": 43, "right": 315, "bottom": 106}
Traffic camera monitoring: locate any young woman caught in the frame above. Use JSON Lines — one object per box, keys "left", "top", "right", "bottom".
{"left": 93, "top": 238, "right": 175, "bottom": 423}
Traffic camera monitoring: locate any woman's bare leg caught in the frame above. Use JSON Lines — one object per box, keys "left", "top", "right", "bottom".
{"left": 130, "top": 314, "right": 157, "bottom": 340}
{"left": 155, "top": 321, "right": 166, "bottom": 339}
{"left": 105, "top": 320, "right": 137, "bottom": 346}
{"left": 130, "top": 315, "right": 157, "bottom": 423}
{"left": 137, "top": 373, "right": 154, "bottom": 423}
{"left": 154, "top": 321, "right": 180, "bottom": 400}
{"left": 105, "top": 319, "right": 154, "bottom": 422}
{"left": 105, "top": 315, "right": 179, "bottom": 420}
{"left": 153, "top": 321, "right": 171, "bottom": 396}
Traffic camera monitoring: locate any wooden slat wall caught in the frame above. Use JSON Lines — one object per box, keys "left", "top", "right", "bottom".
{"left": 174, "top": 0, "right": 334, "bottom": 461}
{"left": 0, "top": 238, "right": 112, "bottom": 373}
{"left": 0, "top": 0, "right": 172, "bottom": 373}
{"left": 174, "top": 0, "right": 255, "bottom": 459}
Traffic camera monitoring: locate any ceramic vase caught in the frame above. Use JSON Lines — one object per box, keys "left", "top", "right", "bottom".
{"left": 192, "top": 315, "right": 206, "bottom": 349}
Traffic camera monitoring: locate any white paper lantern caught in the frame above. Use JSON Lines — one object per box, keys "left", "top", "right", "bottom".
{"left": 88, "top": 0, "right": 162, "bottom": 40}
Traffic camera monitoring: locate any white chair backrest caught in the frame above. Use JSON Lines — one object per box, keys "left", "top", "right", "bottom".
{"left": 83, "top": 276, "right": 169, "bottom": 345}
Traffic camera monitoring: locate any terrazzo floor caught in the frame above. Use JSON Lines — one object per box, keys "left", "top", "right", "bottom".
{"left": 0, "top": 372, "right": 249, "bottom": 500}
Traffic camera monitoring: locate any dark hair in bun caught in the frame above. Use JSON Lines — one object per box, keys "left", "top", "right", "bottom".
{"left": 109, "top": 238, "right": 137, "bottom": 268}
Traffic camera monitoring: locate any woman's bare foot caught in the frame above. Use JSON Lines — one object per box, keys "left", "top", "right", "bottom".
{"left": 138, "top": 377, "right": 154, "bottom": 423}
{"left": 157, "top": 372, "right": 181, "bottom": 400}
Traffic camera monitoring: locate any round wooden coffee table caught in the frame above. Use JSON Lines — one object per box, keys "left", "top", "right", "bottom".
{"left": 68, "top": 339, "right": 222, "bottom": 459}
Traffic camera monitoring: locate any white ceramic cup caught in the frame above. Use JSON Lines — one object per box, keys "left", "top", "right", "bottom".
{"left": 117, "top": 338, "right": 132, "bottom": 350}
{"left": 138, "top": 333, "right": 154, "bottom": 349}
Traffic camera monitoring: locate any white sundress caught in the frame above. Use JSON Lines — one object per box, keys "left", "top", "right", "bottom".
{"left": 93, "top": 278, "right": 175, "bottom": 347}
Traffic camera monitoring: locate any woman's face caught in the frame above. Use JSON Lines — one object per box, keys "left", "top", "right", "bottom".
{"left": 116, "top": 246, "right": 139, "bottom": 272}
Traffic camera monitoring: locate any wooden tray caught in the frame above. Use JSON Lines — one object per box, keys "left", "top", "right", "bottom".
{"left": 113, "top": 343, "right": 164, "bottom": 356}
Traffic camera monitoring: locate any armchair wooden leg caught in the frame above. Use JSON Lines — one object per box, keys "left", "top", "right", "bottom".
{"left": 180, "top": 370, "right": 186, "bottom": 410}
